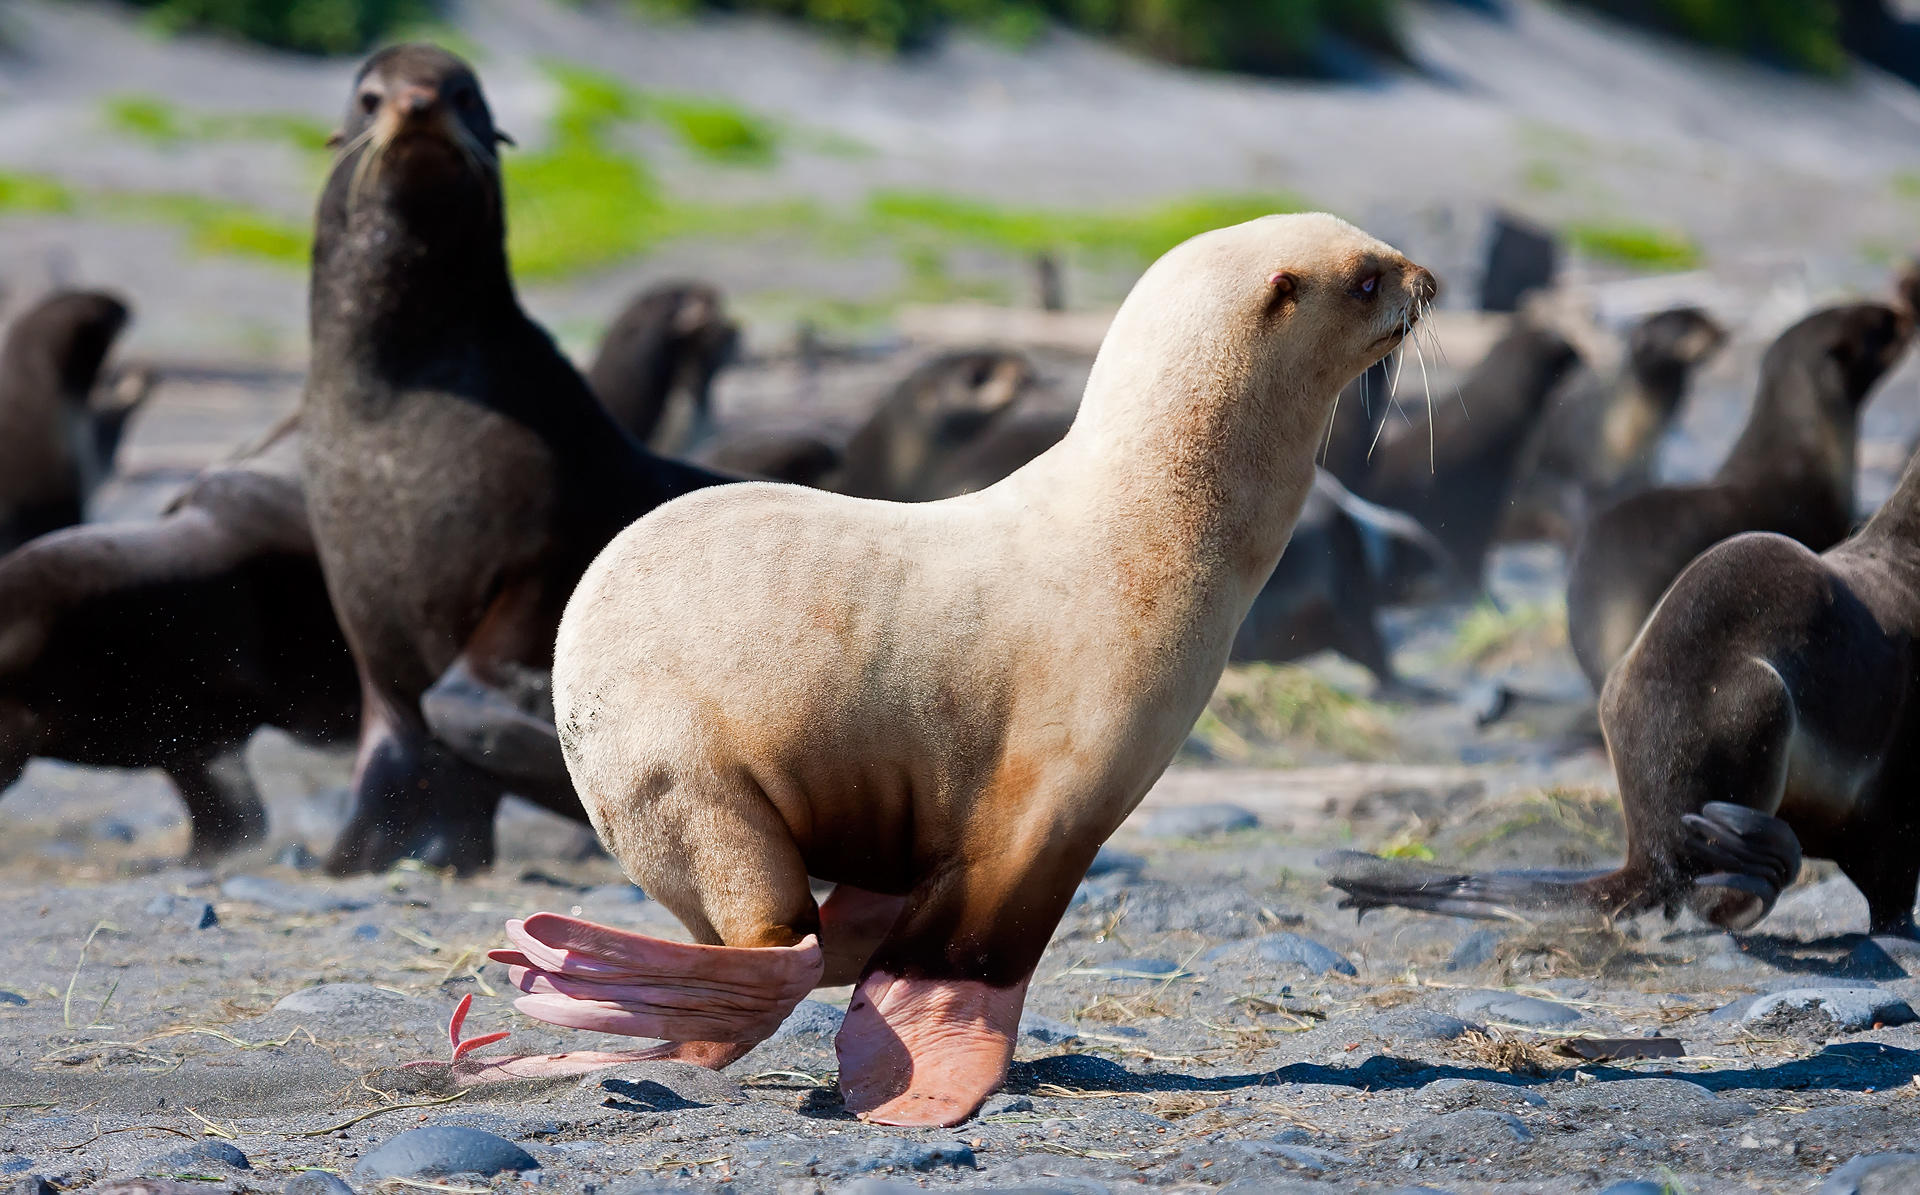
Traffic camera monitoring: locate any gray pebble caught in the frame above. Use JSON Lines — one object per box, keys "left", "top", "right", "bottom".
{"left": 1085, "top": 845, "right": 1146, "bottom": 877}
{"left": 1080, "top": 957, "right": 1192, "bottom": 981}
{"left": 1821, "top": 1153, "right": 1920, "bottom": 1194}
{"left": 1420, "top": 1077, "right": 1548, "bottom": 1110}
{"left": 0, "top": 991, "right": 25, "bottom": 1007}
{"left": 1139, "top": 802, "right": 1257, "bottom": 838}
{"left": 1745, "top": 987, "right": 1918, "bottom": 1035}
{"left": 275, "top": 842, "right": 319, "bottom": 871}
{"left": 980, "top": 1093, "right": 1034, "bottom": 1116}
{"left": 1598, "top": 1184, "right": 1668, "bottom": 1195}
{"left": 354, "top": 1127, "right": 537, "bottom": 1179}
{"left": 270, "top": 983, "right": 437, "bottom": 1033}
{"left": 6, "top": 1178, "right": 55, "bottom": 1195}
{"left": 350, "top": 924, "right": 379, "bottom": 941}
{"left": 1709, "top": 995, "right": 1759, "bottom": 1022}
{"left": 1446, "top": 929, "right": 1503, "bottom": 971}
{"left": 1456, "top": 990, "right": 1582, "bottom": 1027}
{"left": 143, "top": 1141, "right": 250, "bottom": 1174}
{"left": 848, "top": 1139, "right": 978, "bottom": 1173}
{"left": 1555, "top": 1077, "right": 1755, "bottom": 1125}
{"left": 770, "top": 998, "right": 844, "bottom": 1041}
{"left": 1019, "top": 1010, "right": 1082, "bottom": 1044}
{"left": 1395, "top": 1109, "right": 1532, "bottom": 1162}
{"left": 1381, "top": 1010, "right": 1479, "bottom": 1043}
{"left": 0, "top": 1161, "right": 28, "bottom": 1176}
{"left": 284, "top": 1173, "right": 355, "bottom": 1195}
{"left": 1254, "top": 932, "right": 1357, "bottom": 976}
{"left": 92, "top": 818, "right": 136, "bottom": 843}
{"left": 1770, "top": 877, "right": 1868, "bottom": 933}
{"left": 144, "top": 895, "right": 218, "bottom": 930}
{"left": 572, "top": 1062, "right": 745, "bottom": 1109}
{"left": 222, "top": 874, "right": 367, "bottom": 914}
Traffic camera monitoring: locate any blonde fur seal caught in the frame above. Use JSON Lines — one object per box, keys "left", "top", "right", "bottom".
{"left": 474, "top": 214, "right": 1435, "bottom": 1127}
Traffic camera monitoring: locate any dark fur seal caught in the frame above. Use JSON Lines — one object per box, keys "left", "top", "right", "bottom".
{"left": 1343, "top": 323, "right": 1580, "bottom": 592}
{"left": 585, "top": 282, "right": 738, "bottom": 450}
{"left": 0, "top": 291, "right": 148, "bottom": 552}
{"left": 1327, "top": 440, "right": 1920, "bottom": 937}
{"left": 1502, "top": 306, "right": 1727, "bottom": 545}
{"left": 301, "top": 45, "right": 728, "bottom": 874}
{"left": 1567, "top": 302, "right": 1910, "bottom": 691}
{"left": 0, "top": 421, "right": 357, "bottom": 860}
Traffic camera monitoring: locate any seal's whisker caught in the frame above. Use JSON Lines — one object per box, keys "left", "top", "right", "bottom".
{"left": 1412, "top": 325, "right": 1435, "bottom": 472}
{"left": 347, "top": 130, "right": 390, "bottom": 210}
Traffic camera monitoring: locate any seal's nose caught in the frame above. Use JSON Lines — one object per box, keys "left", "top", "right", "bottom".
{"left": 1408, "top": 266, "right": 1439, "bottom": 306}
{"left": 394, "top": 83, "right": 440, "bottom": 117}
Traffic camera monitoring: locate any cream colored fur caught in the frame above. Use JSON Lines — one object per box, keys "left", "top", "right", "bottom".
{"left": 553, "top": 214, "right": 1432, "bottom": 951}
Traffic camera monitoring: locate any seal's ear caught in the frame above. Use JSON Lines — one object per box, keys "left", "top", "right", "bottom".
{"left": 326, "top": 130, "right": 345, "bottom": 149}
{"left": 495, "top": 130, "right": 517, "bottom": 148}
{"left": 1266, "top": 271, "right": 1298, "bottom": 316}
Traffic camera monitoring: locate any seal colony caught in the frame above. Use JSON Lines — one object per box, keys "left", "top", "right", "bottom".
{"left": 300, "top": 46, "right": 731, "bottom": 874}
{"left": 447, "top": 214, "right": 1436, "bottom": 1126}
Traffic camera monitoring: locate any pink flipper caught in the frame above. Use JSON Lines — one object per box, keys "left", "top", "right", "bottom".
{"left": 835, "top": 971, "right": 1030, "bottom": 1127}
{"left": 483, "top": 912, "right": 822, "bottom": 1043}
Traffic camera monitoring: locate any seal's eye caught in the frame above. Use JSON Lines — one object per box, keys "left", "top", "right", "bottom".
{"left": 1355, "top": 273, "right": 1379, "bottom": 299}
{"left": 359, "top": 91, "right": 381, "bottom": 115}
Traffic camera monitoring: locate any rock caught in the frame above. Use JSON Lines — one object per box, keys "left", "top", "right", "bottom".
{"left": 769, "top": 999, "right": 843, "bottom": 1042}
{"left": 1456, "top": 991, "right": 1581, "bottom": 1027}
{"left": 1077, "top": 957, "right": 1193, "bottom": 981}
{"left": 275, "top": 842, "right": 319, "bottom": 872}
{"left": 1019, "top": 1011, "right": 1082, "bottom": 1044}
{"left": 1598, "top": 1184, "right": 1668, "bottom": 1195}
{"left": 284, "top": 1174, "right": 355, "bottom": 1195}
{"left": 354, "top": 1127, "right": 537, "bottom": 1179}
{"left": 1479, "top": 210, "right": 1558, "bottom": 312}
{"left": 1709, "top": 995, "right": 1759, "bottom": 1022}
{"left": 350, "top": 924, "right": 379, "bottom": 942}
{"left": 1254, "top": 933, "right": 1357, "bottom": 976}
{"left": 1745, "top": 987, "right": 1917, "bottom": 1036}
{"left": 1555, "top": 1077, "right": 1755, "bottom": 1126}
{"left": 1821, "top": 1152, "right": 1920, "bottom": 1194}
{"left": 1447, "top": 929, "right": 1503, "bottom": 971}
{"left": 571, "top": 1062, "right": 745, "bottom": 1110}
{"left": 1140, "top": 802, "right": 1257, "bottom": 838}
{"left": 271, "top": 983, "right": 436, "bottom": 1032}
{"left": 0, "top": 991, "right": 25, "bottom": 1007}
{"left": 1395, "top": 1109, "right": 1532, "bottom": 1162}
{"left": 92, "top": 818, "right": 137, "bottom": 843}
{"left": 142, "top": 1142, "right": 250, "bottom": 1174}
{"left": 847, "top": 1139, "right": 978, "bottom": 1173}
{"left": 1770, "top": 877, "right": 1868, "bottom": 934}
{"left": 1381, "top": 1010, "right": 1479, "bottom": 1043}
{"left": 144, "top": 895, "right": 218, "bottom": 930}
{"left": 1420, "top": 1078, "right": 1547, "bottom": 1111}
{"left": 979, "top": 1094, "right": 1034, "bottom": 1116}
{"left": 1085, "top": 846, "right": 1146, "bottom": 877}
{"left": 221, "top": 875, "right": 367, "bottom": 915}
{"left": 6, "top": 1178, "right": 54, "bottom": 1195}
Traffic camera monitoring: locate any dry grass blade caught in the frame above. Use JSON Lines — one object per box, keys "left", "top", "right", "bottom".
{"left": 379, "top": 1180, "right": 489, "bottom": 1194}
{"left": 183, "top": 1106, "right": 238, "bottom": 1139}
{"left": 289, "top": 1090, "right": 470, "bottom": 1137}
{"left": 62, "top": 1124, "right": 197, "bottom": 1151}
{"left": 1455, "top": 1028, "right": 1569, "bottom": 1078}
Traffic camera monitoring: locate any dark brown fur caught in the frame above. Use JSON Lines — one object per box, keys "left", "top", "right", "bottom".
{"left": 0, "top": 291, "right": 144, "bottom": 552}
{"left": 585, "top": 282, "right": 738, "bottom": 451}
{"left": 1567, "top": 303, "right": 1910, "bottom": 692}
{"left": 0, "top": 425, "right": 357, "bottom": 861}
{"left": 301, "top": 46, "right": 732, "bottom": 874}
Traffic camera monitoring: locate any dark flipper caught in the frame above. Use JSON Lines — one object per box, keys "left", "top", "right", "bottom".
{"left": 421, "top": 658, "right": 571, "bottom": 793}
{"left": 1318, "top": 849, "right": 1613, "bottom": 921}
{"left": 1680, "top": 802, "right": 1801, "bottom": 931}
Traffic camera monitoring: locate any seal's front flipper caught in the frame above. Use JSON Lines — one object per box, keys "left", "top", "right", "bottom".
{"left": 1319, "top": 849, "right": 1612, "bottom": 920}
{"left": 1682, "top": 802, "right": 1801, "bottom": 931}
{"left": 421, "top": 657, "right": 569, "bottom": 790}
{"left": 487, "top": 912, "right": 822, "bottom": 1044}
{"left": 836, "top": 971, "right": 1028, "bottom": 1127}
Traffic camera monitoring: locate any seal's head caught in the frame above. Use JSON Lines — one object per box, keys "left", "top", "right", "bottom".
{"left": 1086, "top": 213, "right": 1436, "bottom": 443}
{"left": 1767, "top": 302, "right": 1912, "bottom": 409}
{"left": 325, "top": 44, "right": 509, "bottom": 230}
{"left": 1629, "top": 306, "right": 1726, "bottom": 399}
{"left": 5, "top": 291, "right": 129, "bottom": 399}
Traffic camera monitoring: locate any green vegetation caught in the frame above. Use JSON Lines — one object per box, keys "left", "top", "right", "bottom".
{"left": 1520, "top": 161, "right": 1565, "bottom": 194}
{"left": 870, "top": 190, "right": 1310, "bottom": 261}
{"left": 0, "top": 172, "right": 76, "bottom": 215}
{"left": 104, "top": 95, "right": 333, "bottom": 155}
{"left": 650, "top": 95, "right": 779, "bottom": 164}
{"left": 126, "top": 0, "right": 431, "bottom": 54}
{"left": 1190, "top": 664, "right": 1394, "bottom": 764}
{"left": 1565, "top": 220, "right": 1702, "bottom": 271}
{"left": 1449, "top": 599, "right": 1568, "bottom": 671}
{"left": 1564, "top": 0, "right": 1846, "bottom": 76}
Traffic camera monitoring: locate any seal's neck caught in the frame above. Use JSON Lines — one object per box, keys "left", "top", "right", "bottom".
{"left": 1054, "top": 317, "right": 1335, "bottom": 611}
{"left": 307, "top": 167, "right": 518, "bottom": 383}
{"left": 1853, "top": 449, "right": 1920, "bottom": 575}
{"left": 1714, "top": 360, "right": 1858, "bottom": 506}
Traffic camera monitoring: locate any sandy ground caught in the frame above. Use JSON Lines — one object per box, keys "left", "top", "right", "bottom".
{"left": 7, "top": 2, "right": 1920, "bottom": 1191}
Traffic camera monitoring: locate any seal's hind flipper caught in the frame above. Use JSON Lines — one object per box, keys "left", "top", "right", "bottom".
{"left": 837, "top": 971, "right": 1028, "bottom": 1127}
{"left": 1318, "top": 849, "right": 1611, "bottom": 920}
{"left": 1681, "top": 802, "right": 1801, "bottom": 930}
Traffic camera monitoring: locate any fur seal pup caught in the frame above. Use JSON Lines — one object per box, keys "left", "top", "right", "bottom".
{"left": 447, "top": 215, "right": 1435, "bottom": 1125}
{"left": 585, "top": 282, "right": 738, "bottom": 450}
{"left": 1344, "top": 323, "right": 1579, "bottom": 593}
{"left": 1502, "top": 306, "right": 1727, "bottom": 545}
{"left": 301, "top": 45, "right": 729, "bottom": 875}
{"left": 0, "top": 420, "right": 357, "bottom": 860}
{"left": 1566, "top": 302, "right": 1910, "bottom": 691}
{"left": 1327, "top": 440, "right": 1920, "bottom": 937}
{"left": 0, "top": 291, "right": 148, "bottom": 553}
